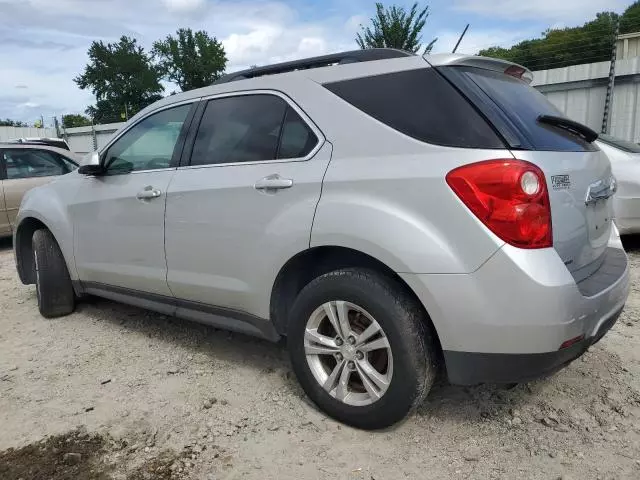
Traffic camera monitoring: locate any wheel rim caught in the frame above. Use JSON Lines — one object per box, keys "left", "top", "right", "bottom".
{"left": 304, "top": 301, "right": 393, "bottom": 406}
{"left": 34, "top": 250, "right": 41, "bottom": 303}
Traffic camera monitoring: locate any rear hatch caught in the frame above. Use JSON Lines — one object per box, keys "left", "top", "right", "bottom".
{"left": 431, "top": 57, "right": 614, "bottom": 281}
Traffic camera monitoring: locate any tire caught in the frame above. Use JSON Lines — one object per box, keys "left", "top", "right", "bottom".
{"left": 288, "top": 268, "right": 437, "bottom": 429}
{"left": 32, "top": 229, "right": 75, "bottom": 318}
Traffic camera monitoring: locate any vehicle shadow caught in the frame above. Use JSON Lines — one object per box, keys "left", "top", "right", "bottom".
{"left": 74, "top": 296, "right": 548, "bottom": 425}
{"left": 622, "top": 233, "right": 640, "bottom": 253}
{"left": 0, "top": 237, "right": 13, "bottom": 251}
{"left": 73, "top": 296, "right": 296, "bottom": 384}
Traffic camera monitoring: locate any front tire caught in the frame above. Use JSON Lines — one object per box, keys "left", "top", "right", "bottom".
{"left": 32, "top": 229, "right": 75, "bottom": 318}
{"left": 288, "top": 268, "right": 437, "bottom": 429}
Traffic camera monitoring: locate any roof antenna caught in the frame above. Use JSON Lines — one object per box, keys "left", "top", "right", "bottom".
{"left": 452, "top": 24, "right": 470, "bottom": 53}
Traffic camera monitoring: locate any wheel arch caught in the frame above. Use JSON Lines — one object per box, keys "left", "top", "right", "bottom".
{"left": 269, "top": 245, "right": 443, "bottom": 357}
{"left": 15, "top": 216, "right": 49, "bottom": 284}
{"left": 15, "top": 214, "right": 76, "bottom": 287}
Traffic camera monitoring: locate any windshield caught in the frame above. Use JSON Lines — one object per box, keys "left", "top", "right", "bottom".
{"left": 598, "top": 134, "right": 640, "bottom": 153}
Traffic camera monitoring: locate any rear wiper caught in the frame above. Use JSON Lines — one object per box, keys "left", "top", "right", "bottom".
{"left": 537, "top": 115, "right": 598, "bottom": 143}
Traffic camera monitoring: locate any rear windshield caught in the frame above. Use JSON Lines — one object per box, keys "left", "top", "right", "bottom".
{"left": 323, "top": 68, "right": 504, "bottom": 149}
{"left": 441, "top": 66, "right": 597, "bottom": 152}
{"left": 598, "top": 134, "right": 640, "bottom": 153}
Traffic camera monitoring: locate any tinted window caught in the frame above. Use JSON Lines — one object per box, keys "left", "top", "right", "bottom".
{"left": 323, "top": 68, "right": 503, "bottom": 149}
{"left": 104, "top": 104, "right": 191, "bottom": 172}
{"left": 599, "top": 134, "right": 640, "bottom": 153}
{"left": 3, "top": 149, "right": 72, "bottom": 179}
{"left": 278, "top": 108, "right": 318, "bottom": 159}
{"left": 57, "top": 153, "right": 78, "bottom": 170}
{"left": 192, "top": 95, "right": 286, "bottom": 166}
{"left": 455, "top": 67, "right": 596, "bottom": 152}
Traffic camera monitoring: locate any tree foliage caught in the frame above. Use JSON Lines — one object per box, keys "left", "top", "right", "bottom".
{"left": 479, "top": 8, "right": 631, "bottom": 71}
{"left": 74, "top": 36, "right": 163, "bottom": 124}
{"left": 0, "top": 119, "right": 28, "bottom": 127}
{"left": 620, "top": 1, "right": 640, "bottom": 34}
{"left": 153, "top": 28, "right": 227, "bottom": 91}
{"left": 356, "top": 2, "right": 436, "bottom": 53}
{"left": 62, "top": 114, "right": 92, "bottom": 128}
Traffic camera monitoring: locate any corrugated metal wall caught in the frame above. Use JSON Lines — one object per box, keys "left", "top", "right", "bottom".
{"left": 533, "top": 57, "right": 640, "bottom": 142}
{"left": 617, "top": 32, "right": 640, "bottom": 60}
{"left": 0, "top": 126, "right": 58, "bottom": 141}
{"left": 62, "top": 123, "right": 123, "bottom": 153}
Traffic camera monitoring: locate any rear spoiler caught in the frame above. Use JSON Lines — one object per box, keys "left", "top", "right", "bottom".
{"left": 424, "top": 53, "right": 534, "bottom": 84}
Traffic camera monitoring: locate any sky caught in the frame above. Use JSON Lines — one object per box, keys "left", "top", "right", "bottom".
{"left": 0, "top": 0, "right": 631, "bottom": 124}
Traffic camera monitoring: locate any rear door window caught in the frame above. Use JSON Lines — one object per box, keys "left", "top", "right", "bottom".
{"left": 323, "top": 68, "right": 504, "bottom": 149}
{"left": 444, "top": 66, "right": 597, "bottom": 152}
{"left": 190, "top": 94, "right": 319, "bottom": 166}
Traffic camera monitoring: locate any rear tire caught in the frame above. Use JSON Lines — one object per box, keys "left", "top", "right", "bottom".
{"left": 32, "top": 229, "right": 75, "bottom": 318}
{"left": 287, "top": 268, "right": 437, "bottom": 429}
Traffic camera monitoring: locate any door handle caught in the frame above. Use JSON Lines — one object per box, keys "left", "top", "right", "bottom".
{"left": 136, "top": 186, "right": 162, "bottom": 200}
{"left": 254, "top": 174, "right": 293, "bottom": 191}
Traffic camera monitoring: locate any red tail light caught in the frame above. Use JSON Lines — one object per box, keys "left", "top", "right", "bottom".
{"left": 446, "top": 159, "right": 552, "bottom": 249}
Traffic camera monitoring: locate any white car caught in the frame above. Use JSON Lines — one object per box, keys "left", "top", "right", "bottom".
{"left": 597, "top": 134, "right": 640, "bottom": 234}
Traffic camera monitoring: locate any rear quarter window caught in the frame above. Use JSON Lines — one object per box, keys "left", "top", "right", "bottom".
{"left": 443, "top": 66, "right": 597, "bottom": 152}
{"left": 323, "top": 68, "right": 504, "bottom": 149}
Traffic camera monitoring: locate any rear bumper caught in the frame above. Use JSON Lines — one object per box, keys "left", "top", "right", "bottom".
{"left": 443, "top": 306, "right": 623, "bottom": 385}
{"left": 400, "top": 234, "right": 629, "bottom": 386}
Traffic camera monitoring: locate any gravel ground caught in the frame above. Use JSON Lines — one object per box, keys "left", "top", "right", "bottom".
{"left": 1, "top": 236, "right": 640, "bottom": 480}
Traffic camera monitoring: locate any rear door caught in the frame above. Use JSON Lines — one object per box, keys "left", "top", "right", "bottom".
{"left": 439, "top": 65, "right": 613, "bottom": 281}
{"left": 165, "top": 92, "right": 329, "bottom": 317}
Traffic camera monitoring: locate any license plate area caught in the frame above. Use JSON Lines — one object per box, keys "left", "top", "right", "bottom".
{"left": 585, "top": 197, "right": 613, "bottom": 248}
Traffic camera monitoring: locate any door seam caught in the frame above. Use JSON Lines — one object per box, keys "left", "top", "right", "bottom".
{"left": 163, "top": 170, "right": 178, "bottom": 298}
{"left": 308, "top": 140, "right": 334, "bottom": 247}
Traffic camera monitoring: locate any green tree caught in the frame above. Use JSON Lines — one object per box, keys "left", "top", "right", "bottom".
{"left": 479, "top": 11, "right": 622, "bottom": 71}
{"left": 0, "top": 119, "right": 28, "bottom": 127}
{"left": 356, "top": 2, "right": 436, "bottom": 53}
{"left": 62, "top": 114, "right": 92, "bottom": 128}
{"left": 153, "top": 28, "right": 227, "bottom": 91}
{"left": 620, "top": 1, "right": 640, "bottom": 34}
{"left": 74, "top": 36, "right": 164, "bottom": 124}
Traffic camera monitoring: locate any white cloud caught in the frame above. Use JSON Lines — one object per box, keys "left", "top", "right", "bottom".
{"left": 346, "top": 14, "right": 367, "bottom": 32}
{"left": 163, "top": 0, "right": 205, "bottom": 13}
{"left": 0, "top": 0, "right": 363, "bottom": 122}
{"left": 454, "top": 0, "right": 627, "bottom": 23}
{"left": 222, "top": 26, "right": 284, "bottom": 66}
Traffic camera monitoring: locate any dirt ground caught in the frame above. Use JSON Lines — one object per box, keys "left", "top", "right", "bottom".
{"left": 1, "top": 237, "right": 640, "bottom": 480}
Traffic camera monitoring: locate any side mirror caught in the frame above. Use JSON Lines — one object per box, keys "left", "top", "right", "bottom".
{"left": 78, "top": 164, "right": 106, "bottom": 176}
{"left": 81, "top": 151, "right": 100, "bottom": 166}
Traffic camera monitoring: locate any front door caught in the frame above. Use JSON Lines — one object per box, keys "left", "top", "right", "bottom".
{"left": 71, "top": 102, "right": 195, "bottom": 296}
{"left": 165, "top": 93, "right": 330, "bottom": 318}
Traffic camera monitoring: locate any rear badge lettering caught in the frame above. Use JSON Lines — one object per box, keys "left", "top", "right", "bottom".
{"left": 551, "top": 175, "right": 571, "bottom": 190}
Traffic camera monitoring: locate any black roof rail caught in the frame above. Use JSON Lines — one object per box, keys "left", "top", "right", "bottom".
{"left": 214, "top": 48, "right": 414, "bottom": 84}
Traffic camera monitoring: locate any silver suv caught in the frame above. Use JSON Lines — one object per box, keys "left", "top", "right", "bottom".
{"left": 14, "top": 49, "right": 629, "bottom": 429}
